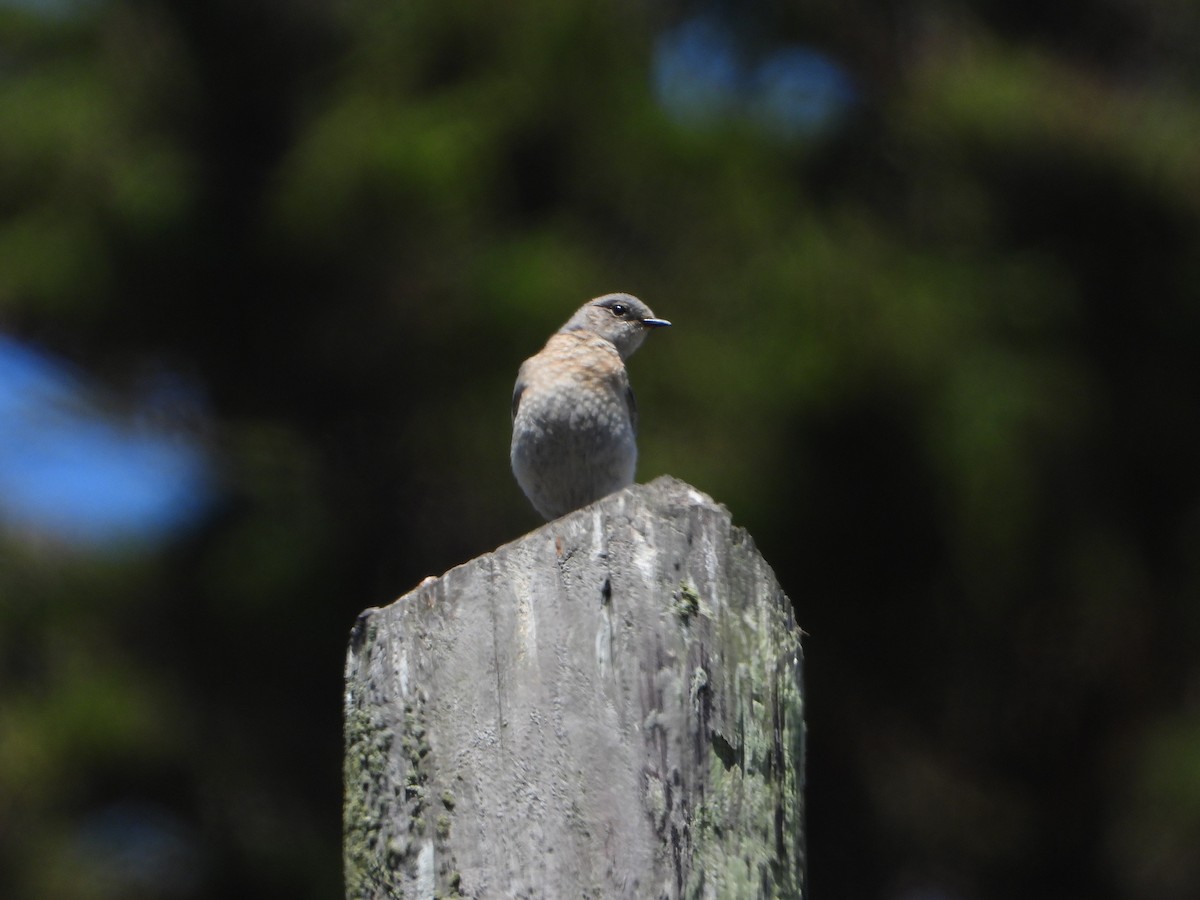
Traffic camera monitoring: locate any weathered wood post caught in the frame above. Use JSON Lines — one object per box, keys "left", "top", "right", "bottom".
{"left": 344, "top": 476, "right": 805, "bottom": 898}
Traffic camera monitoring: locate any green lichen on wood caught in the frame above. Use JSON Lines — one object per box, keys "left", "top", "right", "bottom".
{"left": 345, "top": 663, "right": 466, "bottom": 899}
{"left": 343, "top": 701, "right": 401, "bottom": 899}
{"left": 677, "top": 531, "right": 806, "bottom": 898}
{"left": 688, "top": 660, "right": 805, "bottom": 898}
{"left": 675, "top": 581, "right": 702, "bottom": 624}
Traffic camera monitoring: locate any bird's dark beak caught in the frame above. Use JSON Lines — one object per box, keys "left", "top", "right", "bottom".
{"left": 642, "top": 317, "right": 671, "bottom": 328}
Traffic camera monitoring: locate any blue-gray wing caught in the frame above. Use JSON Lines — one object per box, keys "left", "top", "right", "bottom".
{"left": 511, "top": 375, "right": 526, "bottom": 422}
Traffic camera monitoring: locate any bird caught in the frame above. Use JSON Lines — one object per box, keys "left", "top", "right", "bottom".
{"left": 510, "top": 293, "right": 671, "bottom": 520}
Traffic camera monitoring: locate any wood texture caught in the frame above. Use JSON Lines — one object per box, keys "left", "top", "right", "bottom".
{"left": 344, "top": 476, "right": 805, "bottom": 899}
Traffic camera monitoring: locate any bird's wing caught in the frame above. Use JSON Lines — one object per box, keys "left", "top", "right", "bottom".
{"left": 511, "top": 370, "right": 527, "bottom": 422}
{"left": 626, "top": 383, "right": 638, "bottom": 435}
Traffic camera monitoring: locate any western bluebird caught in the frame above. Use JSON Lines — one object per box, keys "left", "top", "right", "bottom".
{"left": 511, "top": 293, "right": 671, "bottom": 520}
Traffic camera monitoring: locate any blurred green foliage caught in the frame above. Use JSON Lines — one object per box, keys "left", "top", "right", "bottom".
{"left": 1, "top": 0, "right": 1199, "bottom": 898}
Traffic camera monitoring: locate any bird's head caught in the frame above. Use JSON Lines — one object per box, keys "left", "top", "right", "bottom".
{"left": 560, "top": 293, "right": 671, "bottom": 359}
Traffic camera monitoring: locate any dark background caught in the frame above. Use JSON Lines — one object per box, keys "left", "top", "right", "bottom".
{"left": 2, "top": 0, "right": 1199, "bottom": 897}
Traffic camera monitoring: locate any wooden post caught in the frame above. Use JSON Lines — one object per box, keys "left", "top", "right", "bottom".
{"left": 344, "top": 476, "right": 805, "bottom": 899}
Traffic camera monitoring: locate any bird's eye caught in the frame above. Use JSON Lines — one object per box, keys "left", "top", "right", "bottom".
{"left": 610, "top": 304, "right": 628, "bottom": 318}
